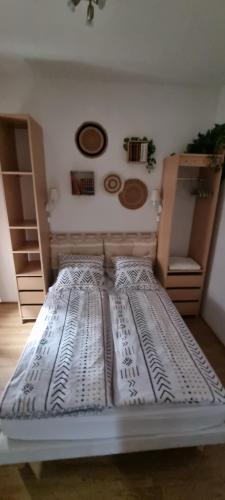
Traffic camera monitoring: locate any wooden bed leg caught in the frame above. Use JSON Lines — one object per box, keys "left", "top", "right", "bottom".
{"left": 27, "top": 461, "right": 42, "bottom": 479}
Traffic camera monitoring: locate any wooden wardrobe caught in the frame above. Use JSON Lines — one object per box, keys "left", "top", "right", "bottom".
{"left": 0, "top": 114, "right": 50, "bottom": 322}
{"left": 157, "top": 154, "right": 223, "bottom": 316}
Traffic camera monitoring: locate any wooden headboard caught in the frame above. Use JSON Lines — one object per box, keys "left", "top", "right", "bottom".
{"left": 50, "top": 232, "right": 157, "bottom": 270}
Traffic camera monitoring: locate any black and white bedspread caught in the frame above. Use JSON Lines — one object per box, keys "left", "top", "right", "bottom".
{"left": 1, "top": 281, "right": 225, "bottom": 422}
{"left": 0, "top": 288, "right": 113, "bottom": 419}
{"left": 109, "top": 286, "right": 225, "bottom": 407}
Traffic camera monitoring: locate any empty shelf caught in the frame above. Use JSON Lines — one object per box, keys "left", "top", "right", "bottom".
{"left": 9, "top": 220, "right": 37, "bottom": 229}
{"left": 16, "top": 261, "right": 42, "bottom": 277}
{"left": 1, "top": 171, "right": 32, "bottom": 175}
{"left": 168, "top": 256, "right": 202, "bottom": 272}
{"left": 13, "top": 242, "right": 39, "bottom": 253}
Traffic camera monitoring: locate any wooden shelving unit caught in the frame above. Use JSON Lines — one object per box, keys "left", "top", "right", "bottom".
{"left": 1, "top": 171, "right": 33, "bottom": 175}
{"left": 0, "top": 114, "right": 50, "bottom": 322}
{"left": 157, "top": 154, "right": 223, "bottom": 316}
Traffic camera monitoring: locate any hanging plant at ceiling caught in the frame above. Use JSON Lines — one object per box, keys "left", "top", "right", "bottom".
{"left": 123, "top": 136, "right": 156, "bottom": 173}
{"left": 186, "top": 123, "right": 225, "bottom": 179}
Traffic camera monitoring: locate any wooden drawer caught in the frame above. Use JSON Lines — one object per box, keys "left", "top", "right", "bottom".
{"left": 19, "top": 291, "right": 44, "bottom": 305}
{"left": 166, "top": 274, "right": 203, "bottom": 288}
{"left": 21, "top": 305, "right": 42, "bottom": 320}
{"left": 167, "top": 288, "right": 201, "bottom": 301}
{"left": 17, "top": 277, "right": 44, "bottom": 290}
{"left": 174, "top": 301, "right": 200, "bottom": 316}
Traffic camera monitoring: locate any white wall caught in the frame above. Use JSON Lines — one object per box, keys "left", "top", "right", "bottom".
{"left": 0, "top": 72, "right": 219, "bottom": 300}
{"left": 202, "top": 184, "right": 225, "bottom": 343}
{"left": 202, "top": 86, "right": 225, "bottom": 343}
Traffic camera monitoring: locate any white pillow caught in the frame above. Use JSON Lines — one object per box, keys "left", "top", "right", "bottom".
{"left": 113, "top": 256, "right": 158, "bottom": 289}
{"left": 55, "top": 255, "right": 105, "bottom": 290}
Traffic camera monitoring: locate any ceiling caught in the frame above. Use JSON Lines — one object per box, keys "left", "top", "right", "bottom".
{"left": 0, "top": 0, "right": 225, "bottom": 85}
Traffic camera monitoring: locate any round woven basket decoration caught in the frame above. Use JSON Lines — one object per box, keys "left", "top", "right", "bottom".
{"left": 75, "top": 122, "right": 108, "bottom": 157}
{"left": 104, "top": 173, "right": 122, "bottom": 194}
{"left": 118, "top": 178, "right": 148, "bottom": 209}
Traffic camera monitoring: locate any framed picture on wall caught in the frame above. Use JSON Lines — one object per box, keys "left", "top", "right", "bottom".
{"left": 70, "top": 171, "right": 95, "bottom": 195}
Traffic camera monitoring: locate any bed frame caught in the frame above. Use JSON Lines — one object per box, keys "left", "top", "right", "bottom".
{"left": 1, "top": 231, "right": 225, "bottom": 465}
{"left": 1, "top": 425, "right": 225, "bottom": 465}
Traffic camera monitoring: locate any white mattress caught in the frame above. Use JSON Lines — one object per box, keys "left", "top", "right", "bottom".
{"left": 1, "top": 403, "right": 225, "bottom": 441}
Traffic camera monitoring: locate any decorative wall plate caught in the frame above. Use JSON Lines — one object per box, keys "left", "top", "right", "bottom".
{"left": 118, "top": 179, "right": 148, "bottom": 209}
{"left": 75, "top": 122, "right": 108, "bottom": 157}
{"left": 104, "top": 173, "right": 122, "bottom": 194}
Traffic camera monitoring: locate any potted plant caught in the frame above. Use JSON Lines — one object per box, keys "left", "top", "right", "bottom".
{"left": 186, "top": 123, "right": 225, "bottom": 179}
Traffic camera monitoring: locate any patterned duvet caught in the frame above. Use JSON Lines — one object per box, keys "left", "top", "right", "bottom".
{"left": 0, "top": 288, "right": 113, "bottom": 419}
{"left": 1, "top": 283, "right": 225, "bottom": 420}
{"left": 110, "top": 285, "right": 225, "bottom": 406}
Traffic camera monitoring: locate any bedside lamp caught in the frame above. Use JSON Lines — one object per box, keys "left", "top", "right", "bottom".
{"left": 150, "top": 189, "right": 162, "bottom": 222}
{"left": 46, "top": 188, "right": 59, "bottom": 220}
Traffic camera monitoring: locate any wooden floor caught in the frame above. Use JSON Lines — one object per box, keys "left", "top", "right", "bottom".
{"left": 1, "top": 303, "right": 225, "bottom": 500}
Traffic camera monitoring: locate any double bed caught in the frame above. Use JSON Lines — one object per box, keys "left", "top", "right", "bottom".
{"left": 1, "top": 232, "right": 225, "bottom": 465}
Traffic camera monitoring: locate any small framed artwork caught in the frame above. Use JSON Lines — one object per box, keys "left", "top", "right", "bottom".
{"left": 71, "top": 171, "right": 95, "bottom": 195}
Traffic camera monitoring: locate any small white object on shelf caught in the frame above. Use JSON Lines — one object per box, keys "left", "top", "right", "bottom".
{"left": 169, "top": 256, "right": 201, "bottom": 272}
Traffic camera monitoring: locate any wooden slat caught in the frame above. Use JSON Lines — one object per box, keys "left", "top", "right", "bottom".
{"left": 166, "top": 274, "right": 203, "bottom": 288}
{"left": 167, "top": 288, "right": 201, "bottom": 301}
{"left": 19, "top": 291, "right": 44, "bottom": 305}
{"left": 1, "top": 171, "right": 32, "bottom": 175}
{"left": 9, "top": 220, "right": 37, "bottom": 229}
{"left": 179, "top": 155, "right": 221, "bottom": 168}
{"left": 176, "top": 154, "right": 223, "bottom": 168}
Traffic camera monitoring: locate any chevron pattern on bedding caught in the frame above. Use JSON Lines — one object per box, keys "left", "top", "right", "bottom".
{"left": 59, "top": 254, "right": 104, "bottom": 270}
{"left": 113, "top": 256, "right": 158, "bottom": 290}
{"left": 54, "top": 265, "right": 104, "bottom": 290}
{"left": 109, "top": 286, "right": 225, "bottom": 407}
{"left": 0, "top": 288, "right": 113, "bottom": 419}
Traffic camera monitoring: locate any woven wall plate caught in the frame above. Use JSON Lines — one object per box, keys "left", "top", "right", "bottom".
{"left": 75, "top": 122, "right": 108, "bottom": 157}
{"left": 118, "top": 179, "right": 148, "bottom": 209}
{"left": 104, "top": 173, "right": 122, "bottom": 194}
